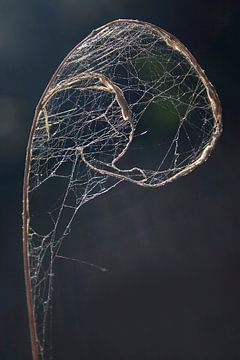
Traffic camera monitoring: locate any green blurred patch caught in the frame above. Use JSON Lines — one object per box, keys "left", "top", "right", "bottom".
{"left": 134, "top": 51, "right": 169, "bottom": 82}
{"left": 140, "top": 100, "right": 179, "bottom": 136}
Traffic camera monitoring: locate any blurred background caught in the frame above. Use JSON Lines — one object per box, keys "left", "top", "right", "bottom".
{"left": 1, "top": 0, "right": 240, "bottom": 359}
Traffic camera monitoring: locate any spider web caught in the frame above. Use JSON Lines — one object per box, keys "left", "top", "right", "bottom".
{"left": 25, "top": 19, "right": 221, "bottom": 359}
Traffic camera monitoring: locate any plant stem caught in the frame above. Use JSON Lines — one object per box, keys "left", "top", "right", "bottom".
{"left": 22, "top": 107, "right": 40, "bottom": 360}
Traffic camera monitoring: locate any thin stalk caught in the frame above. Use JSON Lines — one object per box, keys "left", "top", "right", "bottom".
{"left": 22, "top": 106, "right": 41, "bottom": 360}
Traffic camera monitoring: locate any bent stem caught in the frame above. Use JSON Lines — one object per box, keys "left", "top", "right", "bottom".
{"left": 22, "top": 19, "right": 222, "bottom": 360}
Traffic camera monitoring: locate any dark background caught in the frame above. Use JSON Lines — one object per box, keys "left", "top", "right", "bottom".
{"left": 1, "top": 0, "right": 240, "bottom": 359}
